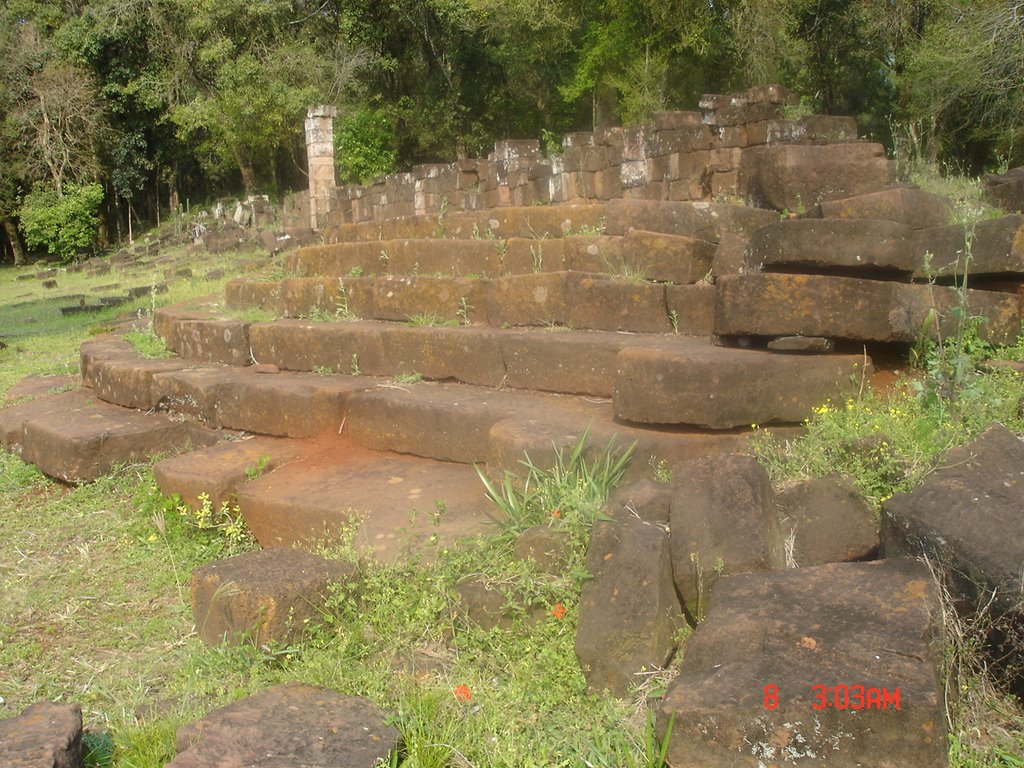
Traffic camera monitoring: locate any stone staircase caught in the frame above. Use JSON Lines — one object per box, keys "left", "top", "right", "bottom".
{"left": 7, "top": 89, "right": 1024, "bottom": 767}
{"left": 6, "top": 174, "right": 1024, "bottom": 560}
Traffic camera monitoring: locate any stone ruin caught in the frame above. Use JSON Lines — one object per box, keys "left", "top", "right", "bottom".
{"left": 3, "top": 84, "right": 1024, "bottom": 766}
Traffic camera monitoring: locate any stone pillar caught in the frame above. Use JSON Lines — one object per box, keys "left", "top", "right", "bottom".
{"left": 305, "top": 105, "right": 337, "bottom": 230}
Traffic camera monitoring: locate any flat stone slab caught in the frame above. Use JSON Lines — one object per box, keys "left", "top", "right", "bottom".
{"left": 0, "top": 388, "right": 99, "bottom": 456}
{"left": 605, "top": 198, "right": 777, "bottom": 241}
{"left": 236, "top": 436, "right": 491, "bottom": 560}
{"left": 740, "top": 142, "right": 893, "bottom": 212}
{"left": 613, "top": 337, "right": 869, "bottom": 428}
{"left": 748, "top": 218, "right": 915, "bottom": 274}
{"left": 2, "top": 375, "right": 77, "bottom": 404}
{"left": 658, "top": 558, "right": 946, "bottom": 768}
{"left": 153, "top": 367, "right": 374, "bottom": 438}
{"left": 0, "top": 701, "right": 83, "bottom": 768}
{"left": 911, "top": 214, "right": 1024, "bottom": 278}
{"left": 716, "top": 272, "right": 1022, "bottom": 345}
{"left": 345, "top": 379, "right": 748, "bottom": 481}
{"left": 168, "top": 682, "right": 398, "bottom": 768}
{"left": 19, "top": 398, "right": 220, "bottom": 483}
{"left": 154, "top": 436, "right": 302, "bottom": 513}
{"left": 191, "top": 548, "right": 354, "bottom": 645}
{"left": 882, "top": 424, "right": 1024, "bottom": 614}
{"left": 815, "top": 186, "right": 953, "bottom": 230}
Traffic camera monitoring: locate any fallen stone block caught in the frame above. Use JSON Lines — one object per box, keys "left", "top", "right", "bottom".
{"left": 776, "top": 475, "right": 878, "bottom": 566}
{"left": 613, "top": 339, "right": 869, "bottom": 428}
{"left": 815, "top": 186, "right": 953, "bottom": 229}
{"left": 191, "top": 548, "right": 354, "bottom": 646}
{"left": 514, "top": 526, "right": 571, "bottom": 574}
{"left": 604, "top": 479, "right": 672, "bottom": 526}
{"left": 605, "top": 199, "right": 777, "bottom": 241}
{"left": 986, "top": 166, "right": 1024, "bottom": 212}
{"left": 576, "top": 517, "right": 683, "bottom": 696}
{"left": 748, "top": 218, "right": 915, "bottom": 275}
{"left": 168, "top": 682, "right": 398, "bottom": 768}
{"left": 911, "top": 214, "right": 1024, "bottom": 278}
{"left": 766, "top": 335, "right": 835, "bottom": 353}
{"left": 669, "top": 454, "right": 785, "bottom": 620}
{"left": 882, "top": 424, "right": 1024, "bottom": 616}
{"left": 715, "top": 273, "right": 1022, "bottom": 344}
{"left": 658, "top": 559, "right": 947, "bottom": 768}
{"left": 740, "top": 142, "right": 893, "bottom": 212}
{"left": 0, "top": 701, "right": 83, "bottom": 768}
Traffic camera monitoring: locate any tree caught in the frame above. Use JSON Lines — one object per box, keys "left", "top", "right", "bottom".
{"left": 18, "top": 63, "right": 107, "bottom": 193}
{"left": 903, "top": 0, "right": 1024, "bottom": 168}
{"left": 18, "top": 182, "right": 105, "bottom": 261}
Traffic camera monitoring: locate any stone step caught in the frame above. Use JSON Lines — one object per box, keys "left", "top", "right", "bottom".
{"left": 0, "top": 386, "right": 222, "bottom": 483}
{"left": 99, "top": 313, "right": 865, "bottom": 435}
{"left": 604, "top": 198, "right": 778, "bottom": 240}
{"left": 141, "top": 310, "right": 866, "bottom": 427}
{"left": 236, "top": 436, "right": 493, "bottom": 557}
{"left": 287, "top": 235, "right": 616, "bottom": 279}
{"left": 715, "top": 272, "right": 1022, "bottom": 344}
{"left": 154, "top": 434, "right": 489, "bottom": 561}
{"left": 321, "top": 202, "right": 608, "bottom": 244}
{"left": 658, "top": 558, "right": 946, "bottom": 767}
{"left": 747, "top": 218, "right": 917, "bottom": 276}
{"left": 614, "top": 339, "right": 870, "bottom": 428}
{"left": 154, "top": 435, "right": 302, "bottom": 513}
{"left": 288, "top": 229, "right": 719, "bottom": 286}
{"left": 221, "top": 271, "right": 713, "bottom": 335}
{"left": 341, "top": 380, "right": 748, "bottom": 479}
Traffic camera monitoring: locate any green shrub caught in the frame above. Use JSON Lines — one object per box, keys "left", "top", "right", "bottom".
{"left": 17, "top": 182, "right": 105, "bottom": 261}
{"left": 334, "top": 107, "right": 397, "bottom": 185}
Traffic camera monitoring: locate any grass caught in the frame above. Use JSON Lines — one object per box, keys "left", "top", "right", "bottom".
{"left": 406, "top": 312, "right": 458, "bottom": 328}
{"left": 0, "top": 245, "right": 263, "bottom": 395}
{"left": 4, "top": 194, "right": 1024, "bottom": 766}
{"left": 0, "top": 239, "right": 670, "bottom": 764}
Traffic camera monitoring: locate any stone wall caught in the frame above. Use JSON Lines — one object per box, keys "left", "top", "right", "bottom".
{"left": 321, "top": 85, "right": 875, "bottom": 227}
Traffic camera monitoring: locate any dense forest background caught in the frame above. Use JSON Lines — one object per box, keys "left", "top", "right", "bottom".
{"left": 1, "top": 0, "right": 1022, "bottom": 263}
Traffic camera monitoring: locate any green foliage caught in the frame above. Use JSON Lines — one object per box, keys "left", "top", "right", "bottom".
{"left": 406, "top": 312, "right": 458, "bottom": 327}
{"left": 334, "top": 107, "right": 398, "bottom": 185}
{"left": 17, "top": 182, "right": 104, "bottom": 261}
{"left": 393, "top": 371, "right": 424, "bottom": 384}
{"left": 174, "top": 492, "right": 256, "bottom": 556}
{"left": 123, "top": 329, "right": 172, "bottom": 359}
{"left": 475, "top": 430, "right": 635, "bottom": 541}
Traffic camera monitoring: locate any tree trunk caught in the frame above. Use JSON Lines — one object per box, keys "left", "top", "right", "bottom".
{"left": 593, "top": 84, "right": 619, "bottom": 129}
{"left": 3, "top": 218, "right": 26, "bottom": 266}
{"left": 235, "top": 149, "right": 257, "bottom": 196}
{"left": 239, "top": 162, "right": 257, "bottom": 195}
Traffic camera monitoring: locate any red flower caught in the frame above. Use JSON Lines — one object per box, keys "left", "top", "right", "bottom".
{"left": 452, "top": 684, "right": 472, "bottom": 702}
{"left": 551, "top": 603, "right": 566, "bottom": 620}
{"left": 551, "top": 509, "right": 561, "bottom": 518}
